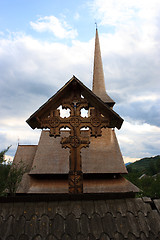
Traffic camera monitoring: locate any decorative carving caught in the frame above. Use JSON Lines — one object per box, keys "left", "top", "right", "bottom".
{"left": 37, "top": 92, "right": 110, "bottom": 194}
{"left": 47, "top": 117, "right": 60, "bottom": 128}
{"left": 61, "top": 135, "right": 81, "bottom": 148}
{"left": 70, "top": 117, "right": 81, "bottom": 127}
{"left": 68, "top": 171, "right": 83, "bottom": 194}
{"left": 90, "top": 116, "right": 101, "bottom": 127}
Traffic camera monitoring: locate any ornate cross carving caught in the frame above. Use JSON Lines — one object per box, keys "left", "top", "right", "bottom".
{"left": 37, "top": 94, "right": 109, "bottom": 193}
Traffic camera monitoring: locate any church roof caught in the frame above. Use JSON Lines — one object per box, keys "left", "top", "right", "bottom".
{"left": 26, "top": 76, "right": 123, "bottom": 130}
{"left": 26, "top": 129, "right": 127, "bottom": 176}
{"left": 13, "top": 145, "right": 37, "bottom": 171}
{"left": 14, "top": 129, "right": 138, "bottom": 194}
{"left": 0, "top": 197, "right": 160, "bottom": 239}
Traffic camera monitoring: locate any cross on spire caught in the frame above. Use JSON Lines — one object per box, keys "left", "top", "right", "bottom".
{"left": 95, "top": 21, "right": 98, "bottom": 29}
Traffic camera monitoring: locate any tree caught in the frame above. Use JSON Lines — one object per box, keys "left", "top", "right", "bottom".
{"left": 138, "top": 175, "right": 160, "bottom": 198}
{"left": 156, "top": 158, "right": 160, "bottom": 173}
{"left": 6, "top": 161, "right": 27, "bottom": 196}
{"left": 0, "top": 147, "right": 27, "bottom": 196}
{"left": 0, "top": 146, "right": 11, "bottom": 164}
{"left": 148, "top": 161, "right": 157, "bottom": 175}
{"left": 0, "top": 147, "right": 11, "bottom": 196}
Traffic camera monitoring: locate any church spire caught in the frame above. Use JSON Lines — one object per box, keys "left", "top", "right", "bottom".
{"left": 92, "top": 28, "right": 115, "bottom": 106}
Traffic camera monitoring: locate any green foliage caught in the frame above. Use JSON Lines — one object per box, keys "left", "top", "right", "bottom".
{"left": 156, "top": 158, "right": 160, "bottom": 172}
{"left": 0, "top": 146, "right": 11, "bottom": 196}
{"left": 125, "top": 171, "right": 141, "bottom": 186}
{"left": 127, "top": 155, "right": 160, "bottom": 175}
{"left": 0, "top": 164, "right": 10, "bottom": 196}
{"left": 126, "top": 155, "right": 160, "bottom": 198}
{"left": 138, "top": 175, "right": 160, "bottom": 198}
{"left": 148, "top": 161, "right": 157, "bottom": 175}
{"left": 0, "top": 147, "right": 27, "bottom": 196}
{"left": 6, "top": 161, "right": 27, "bottom": 196}
{"left": 0, "top": 146, "right": 11, "bottom": 164}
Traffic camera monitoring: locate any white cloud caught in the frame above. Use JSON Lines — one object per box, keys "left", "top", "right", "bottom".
{"left": 30, "top": 16, "right": 78, "bottom": 39}
{"left": 116, "top": 120, "right": 160, "bottom": 159}
{"left": 74, "top": 13, "right": 80, "bottom": 20}
{"left": 5, "top": 155, "right": 14, "bottom": 162}
{"left": 118, "top": 135, "right": 134, "bottom": 145}
{"left": 88, "top": 0, "right": 160, "bottom": 135}
{"left": 0, "top": 31, "right": 94, "bottom": 158}
{"left": 91, "top": 0, "right": 160, "bottom": 26}
{"left": 129, "top": 95, "right": 159, "bottom": 103}
{"left": 123, "top": 156, "right": 140, "bottom": 164}
{"left": 0, "top": 33, "right": 93, "bottom": 91}
{"left": 0, "top": 3, "right": 160, "bottom": 161}
{"left": 90, "top": 0, "right": 160, "bottom": 57}
{"left": 122, "top": 121, "right": 160, "bottom": 134}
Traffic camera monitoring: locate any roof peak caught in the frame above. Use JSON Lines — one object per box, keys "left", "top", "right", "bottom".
{"left": 26, "top": 76, "right": 123, "bottom": 130}
{"left": 92, "top": 28, "right": 115, "bottom": 106}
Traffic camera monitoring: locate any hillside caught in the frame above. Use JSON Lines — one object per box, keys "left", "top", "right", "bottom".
{"left": 125, "top": 162, "right": 132, "bottom": 166}
{"left": 125, "top": 155, "right": 160, "bottom": 198}
{"left": 126, "top": 155, "right": 160, "bottom": 175}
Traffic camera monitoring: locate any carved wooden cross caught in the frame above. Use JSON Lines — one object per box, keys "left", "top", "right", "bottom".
{"left": 38, "top": 96, "right": 109, "bottom": 193}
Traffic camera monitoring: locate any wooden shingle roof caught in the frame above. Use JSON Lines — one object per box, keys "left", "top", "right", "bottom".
{"left": 0, "top": 197, "right": 160, "bottom": 239}
{"left": 26, "top": 76, "right": 123, "bottom": 130}
{"left": 26, "top": 129, "right": 127, "bottom": 176}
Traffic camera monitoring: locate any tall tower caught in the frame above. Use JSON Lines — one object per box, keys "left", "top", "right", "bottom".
{"left": 93, "top": 28, "right": 115, "bottom": 107}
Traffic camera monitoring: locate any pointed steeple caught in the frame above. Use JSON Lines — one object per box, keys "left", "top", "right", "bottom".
{"left": 92, "top": 28, "right": 115, "bottom": 107}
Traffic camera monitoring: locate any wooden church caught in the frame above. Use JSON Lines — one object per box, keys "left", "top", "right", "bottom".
{"left": 0, "top": 29, "right": 160, "bottom": 240}
{"left": 13, "top": 28, "right": 138, "bottom": 196}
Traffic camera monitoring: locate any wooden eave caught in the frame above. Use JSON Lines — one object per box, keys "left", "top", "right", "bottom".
{"left": 26, "top": 76, "right": 123, "bottom": 129}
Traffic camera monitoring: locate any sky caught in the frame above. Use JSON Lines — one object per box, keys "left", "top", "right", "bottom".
{"left": 0, "top": 0, "right": 160, "bottom": 163}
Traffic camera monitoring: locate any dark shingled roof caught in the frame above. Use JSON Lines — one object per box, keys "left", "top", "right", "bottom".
{"left": 0, "top": 197, "right": 160, "bottom": 239}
